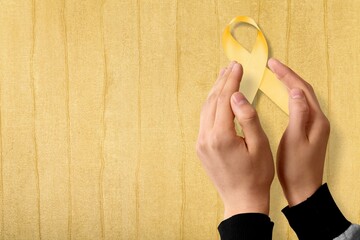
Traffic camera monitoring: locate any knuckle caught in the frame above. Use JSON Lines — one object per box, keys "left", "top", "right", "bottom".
{"left": 207, "top": 92, "right": 218, "bottom": 103}
{"left": 209, "top": 131, "right": 232, "bottom": 149}
{"left": 320, "top": 116, "right": 331, "bottom": 135}
{"left": 283, "top": 70, "right": 292, "bottom": 80}
{"left": 217, "top": 93, "right": 228, "bottom": 104}
{"left": 294, "top": 101, "right": 309, "bottom": 113}
{"left": 315, "top": 114, "right": 331, "bottom": 136}
{"left": 209, "top": 133, "right": 222, "bottom": 149}
{"left": 200, "top": 102, "right": 207, "bottom": 114}
{"left": 240, "top": 106, "right": 258, "bottom": 121}
{"left": 305, "top": 82, "right": 314, "bottom": 93}
{"left": 278, "top": 68, "right": 292, "bottom": 80}
{"left": 196, "top": 136, "right": 208, "bottom": 154}
{"left": 300, "top": 81, "right": 310, "bottom": 90}
{"left": 280, "top": 67, "right": 298, "bottom": 82}
{"left": 307, "top": 83, "right": 314, "bottom": 92}
{"left": 300, "top": 80, "right": 314, "bottom": 93}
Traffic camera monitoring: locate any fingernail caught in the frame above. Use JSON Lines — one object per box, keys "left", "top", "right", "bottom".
{"left": 233, "top": 92, "right": 247, "bottom": 105}
{"left": 229, "top": 61, "right": 236, "bottom": 68}
{"left": 290, "top": 88, "right": 304, "bottom": 99}
{"left": 232, "top": 62, "right": 242, "bottom": 72}
{"left": 219, "top": 68, "right": 226, "bottom": 76}
{"left": 267, "top": 58, "right": 278, "bottom": 72}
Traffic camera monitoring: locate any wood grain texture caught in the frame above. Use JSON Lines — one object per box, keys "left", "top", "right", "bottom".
{"left": 0, "top": 0, "right": 359, "bottom": 239}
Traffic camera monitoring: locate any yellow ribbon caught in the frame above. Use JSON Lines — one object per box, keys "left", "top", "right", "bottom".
{"left": 222, "top": 16, "right": 289, "bottom": 115}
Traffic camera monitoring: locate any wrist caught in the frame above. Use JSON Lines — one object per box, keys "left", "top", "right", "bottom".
{"left": 223, "top": 192, "right": 270, "bottom": 219}
{"left": 284, "top": 182, "right": 322, "bottom": 207}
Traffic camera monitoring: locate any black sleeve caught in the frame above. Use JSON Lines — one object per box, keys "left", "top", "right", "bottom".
{"left": 282, "top": 183, "right": 351, "bottom": 240}
{"left": 218, "top": 213, "right": 274, "bottom": 240}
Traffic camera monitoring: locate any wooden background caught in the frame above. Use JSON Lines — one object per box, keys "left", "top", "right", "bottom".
{"left": 0, "top": 0, "right": 359, "bottom": 239}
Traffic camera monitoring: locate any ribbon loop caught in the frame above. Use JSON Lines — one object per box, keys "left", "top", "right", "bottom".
{"left": 222, "top": 16, "right": 289, "bottom": 115}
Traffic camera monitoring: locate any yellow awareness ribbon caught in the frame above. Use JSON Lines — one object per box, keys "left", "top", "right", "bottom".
{"left": 222, "top": 16, "right": 289, "bottom": 115}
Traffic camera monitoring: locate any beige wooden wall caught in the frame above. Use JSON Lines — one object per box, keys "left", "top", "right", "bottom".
{"left": 0, "top": 0, "right": 359, "bottom": 239}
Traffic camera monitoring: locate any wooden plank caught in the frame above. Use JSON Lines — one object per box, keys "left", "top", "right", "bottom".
{"left": 177, "top": 1, "right": 222, "bottom": 239}
{"left": 31, "top": 0, "right": 71, "bottom": 239}
{"left": 64, "top": 1, "right": 105, "bottom": 239}
{"left": 326, "top": 0, "right": 360, "bottom": 224}
{"left": 100, "top": 0, "right": 139, "bottom": 239}
{"left": 0, "top": 1, "right": 41, "bottom": 239}
{"left": 136, "top": 1, "right": 183, "bottom": 239}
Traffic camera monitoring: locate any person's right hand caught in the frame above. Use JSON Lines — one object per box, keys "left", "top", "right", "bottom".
{"left": 268, "top": 58, "right": 330, "bottom": 207}
{"left": 196, "top": 61, "right": 274, "bottom": 220}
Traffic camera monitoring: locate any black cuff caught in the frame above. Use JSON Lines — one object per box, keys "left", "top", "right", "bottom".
{"left": 282, "top": 183, "right": 351, "bottom": 240}
{"left": 218, "top": 213, "right": 274, "bottom": 240}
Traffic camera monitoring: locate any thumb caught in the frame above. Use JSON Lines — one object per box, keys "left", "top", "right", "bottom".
{"left": 288, "top": 88, "right": 309, "bottom": 136}
{"left": 230, "top": 92, "right": 266, "bottom": 149}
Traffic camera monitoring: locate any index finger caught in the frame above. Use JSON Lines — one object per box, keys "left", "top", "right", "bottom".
{"left": 268, "top": 58, "right": 329, "bottom": 142}
{"left": 267, "top": 58, "right": 324, "bottom": 117}
{"left": 214, "top": 62, "right": 243, "bottom": 130}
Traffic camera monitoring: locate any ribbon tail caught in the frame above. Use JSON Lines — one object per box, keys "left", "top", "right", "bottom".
{"left": 259, "top": 68, "right": 289, "bottom": 115}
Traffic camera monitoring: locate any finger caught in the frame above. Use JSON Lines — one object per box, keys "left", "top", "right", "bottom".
{"left": 199, "top": 65, "right": 234, "bottom": 136}
{"left": 207, "top": 61, "right": 236, "bottom": 100}
{"left": 202, "top": 62, "right": 236, "bottom": 132}
{"left": 230, "top": 92, "right": 267, "bottom": 151}
{"left": 287, "top": 88, "right": 310, "bottom": 140}
{"left": 268, "top": 58, "right": 323, "bottom": 117}
{"left": 214, "top": 62, "right": 243, "bottom": 129}
{"left": 213, "top": 67, "right": 227, "bottom": 86}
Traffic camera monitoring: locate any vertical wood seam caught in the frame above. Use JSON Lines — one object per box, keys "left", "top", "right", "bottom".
{"left": 99, "top": 1, "right": 107, "bottom": 239}
{"left": 0, "top": 37, "right": 4, "bottom": 240}
{"left": 285, "top": 2, "right": 292, "bottom": 239}
{"left": 30, "top": 0, "right": 42, "bottom": 239}
{"left": 214, "top": 0, "right": 221, "bottom": 238}
{"left": 257, "top": 0, "right": 261, "bottom": 24}
{"left": 61, "top": 0, "right": 73, "bottom": 238}
{"left": 285, "top": 0, "right": 291, "bottom": 65}
{"left": 175, "top": 1, "right": 186, "bottom": 240}
{"left": 135, "top": 0, "right": 142, "bottom": 239}
{"left": 252, "top": 0, "right": 261, "bottom": 117}
{"left": 323, "top": 0, "right": 331, "bottom": 186}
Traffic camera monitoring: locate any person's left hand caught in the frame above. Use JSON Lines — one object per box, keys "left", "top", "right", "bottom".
{"left": 196, "top": 61, "right": 274, "bottom": 219}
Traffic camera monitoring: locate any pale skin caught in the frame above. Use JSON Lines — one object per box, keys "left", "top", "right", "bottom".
{"left": 196, "top": 58, "right": 330, "bottom": 219}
